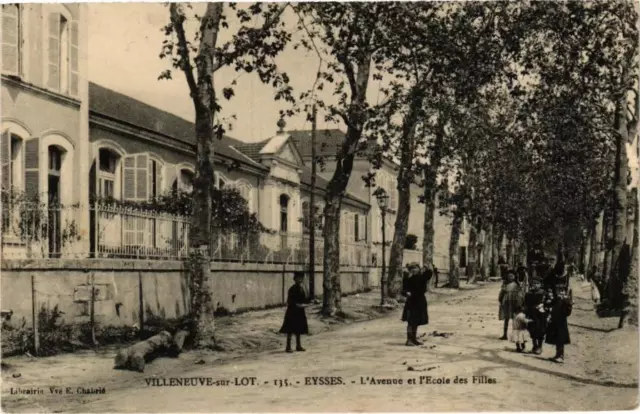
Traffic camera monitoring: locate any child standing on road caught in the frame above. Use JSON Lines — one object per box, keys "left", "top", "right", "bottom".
{"left": 279, "top": 271, "right": 309, "bottom": 353}
{"left": 545, "top": 287, "right": 573, "bottom": 363}
{"left": 511, "top": 305, "right": 529, "bottom": 353}
{"left": 524, "top": 277, "right": 547, "bottom": 354}
{"left": 498, "top": 270, "right": 523, "bottom": 340}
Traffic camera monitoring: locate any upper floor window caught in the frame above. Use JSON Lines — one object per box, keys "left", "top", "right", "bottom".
{"left": 47, "top": 9, "right": 79, "bottom": 97}
{"left": 2, "top": 4, "right": 21, "bottom": 76}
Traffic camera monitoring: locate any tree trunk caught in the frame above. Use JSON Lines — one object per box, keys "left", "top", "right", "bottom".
{"left": 170, "top": 3, "right": 224, "bottom": 348}
{"left": 321, "top": 51, "right": 371, "bottom": 316}
{"left": 387, "top": 87, "right": 424, "bottom": 299}
{"left": 466, "top": 219, "right": 478, "bottom": 284}
{"left": 114, "top": 331, "right": 173, "bottom": 372}
{"left": 322, "top": 196, "right": 342, "bottom": 315}
{"left": 609, "top": 96, "right": 630, "bottom": 307}
{"left": 621, "top": 196, "right": 638, "bottom": 327}
{"left": 482, "top": 223, "right": 492, "bottom": 280}
{"left": 490, "top": 226, "right": 500, "bottom": 277}
{"left": 421, "top": 166, "right": 437, "bottom": 271}
{"left": 448, "top": 213, "right": 462, "bottom": 288}
{"left": 421, "top": 126, "right": 445, "bottom": 290}
{"left": 587, "top": 221, "right": 597, "bottom": 274}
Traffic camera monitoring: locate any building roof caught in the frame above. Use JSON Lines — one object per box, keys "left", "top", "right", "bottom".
{"left": 88, "top": 82, "right": 266, "bottom": 171}
{"left": 288, "top": 129, "right": 345, "bottom": 158}
{"left": 235, "top": 140, "right": 268, "bottom": 161}
{"left": 88, "top": 83, "right": 369, "bottom": 207}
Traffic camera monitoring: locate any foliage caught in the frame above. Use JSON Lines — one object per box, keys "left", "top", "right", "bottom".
{"left": 1, "top": 189, "right": 82, "bottom": 248}
{"left": 92, "top": 187, "right": 272, "bottom": 234}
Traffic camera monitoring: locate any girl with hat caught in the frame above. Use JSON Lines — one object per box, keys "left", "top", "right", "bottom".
{"left": 498, "top": 270, "right": 524, "bottom": 340}
{"left": 545, "top": 286, "right": 573, "bottom": 363}
{"left": 524, "top": 276, "right": 547, "bottom": 354}
{"left": 279, "top": 271, "right": 310, "bottom": 353}
{"left": 401, "top": 262, "right": 430, "bottom": 346}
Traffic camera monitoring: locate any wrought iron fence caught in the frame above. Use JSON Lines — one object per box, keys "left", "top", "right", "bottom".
{"left": 2, "top": 201, "right": 371, "bottom": 265}
{"left": 93, "top": 204, "right": 190, "bottom": 260}
{"left": 1, "top": 201, "right": 84, "bottom": 259}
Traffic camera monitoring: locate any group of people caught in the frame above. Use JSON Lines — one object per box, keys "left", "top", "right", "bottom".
{"left": 279, "top": 257, "right": 574, "bottom": 364}
{"left": 499, "top": 263, "right": 573, "bottom": 363}
{"left": 279, "top": 263, "right": 435, "bottom": 352}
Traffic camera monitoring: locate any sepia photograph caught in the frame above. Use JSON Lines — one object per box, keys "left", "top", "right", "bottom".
{"left": 0, "top": 1, "right": 639, "bottom": 412}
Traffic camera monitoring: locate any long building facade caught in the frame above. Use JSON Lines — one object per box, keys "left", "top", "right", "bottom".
{"left": 1, "top": 4, "right": 464, "bottom": 270}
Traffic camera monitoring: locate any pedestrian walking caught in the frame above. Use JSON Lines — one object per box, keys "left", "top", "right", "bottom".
{"left": 280, "top": 271, "right": 309, "bottom": 353}
{"left": 545, "top": 286, "right": 573, "bottom": 363}
{"left": 524, "top": 276, "right": 547, "bottom": 354}
{"left": 511, "top": 305, "right": 530, "bottom": 353}
{"left": 401, "top": 262, "right": 429, "bottom": 346}
{"left": 498, "top": 270, "right": 523, "bottom": 340}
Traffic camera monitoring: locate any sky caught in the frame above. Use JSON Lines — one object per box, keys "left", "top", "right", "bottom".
{"left": 88, "top": 3, "right": 344, "bottom": 144}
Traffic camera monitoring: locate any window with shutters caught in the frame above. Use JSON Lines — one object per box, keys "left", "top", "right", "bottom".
{"left": 46, "top": 8, "right": 78, "bottom": 97}
{"left": 2, "top": 4, "right": 21, "bottom": 76}
{"left": 148, "top": 158, "right": 163, "bottom": 200}
{"left": 98, "top": 149, "right": 119, "bottom": 199}
{"left": 122, "top": 153, "right": 148, "bottom": 201}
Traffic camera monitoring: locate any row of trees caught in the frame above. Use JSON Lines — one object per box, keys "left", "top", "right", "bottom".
{"left": 157, "top": 1, "right": 638, "bottom": 346}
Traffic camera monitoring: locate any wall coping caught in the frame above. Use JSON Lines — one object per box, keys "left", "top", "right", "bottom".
{"left": 1, "top": 259, "right": 371, "bottom": 273}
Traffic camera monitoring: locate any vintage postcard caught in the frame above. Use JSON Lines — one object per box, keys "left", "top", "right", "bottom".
{"left": 1, "top": 1, "right": 639, "bottom": 412}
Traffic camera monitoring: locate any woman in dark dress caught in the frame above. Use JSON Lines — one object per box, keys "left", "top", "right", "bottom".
{"left": 280, "top": 271, "right": 309, "bottom": 353}
{"left": 401, "top": 263, "right": 430, "bottom": 346}
{"left": 523, "top": 276, "right": 547, "bottom": 354}
{"left": 545, "top": 286, "right": 573, "bottom": 363}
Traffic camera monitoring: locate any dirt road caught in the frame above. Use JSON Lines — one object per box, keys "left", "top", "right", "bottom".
{"left": 2, "top": 282, "right": 638, "bottom": 412}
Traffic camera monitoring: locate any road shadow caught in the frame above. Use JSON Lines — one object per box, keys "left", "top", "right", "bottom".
{"left": 569, "top": 323, "right": 618, "bottom": 334}
{"left": 472, "top": 348, "right": 637, "bottom": 389}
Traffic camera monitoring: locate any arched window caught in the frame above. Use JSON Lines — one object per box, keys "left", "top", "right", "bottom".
{"left": 97, "top": 148, "right": 120, "bottom": 198}
{"left": 279, "top": 194, "right": 289, "bottom": 232}
{"left": 1, "top": 132, "right": 24, "bottom": 196}
{"left": 178, "top": 169, "right": 194, "bottom": 192}
{"left": 302, "top": 200, "right": 310, "bottom": 234}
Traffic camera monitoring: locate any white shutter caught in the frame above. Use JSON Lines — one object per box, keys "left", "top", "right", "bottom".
{"left": 166, "top": 165, "right": 177, "bottom": 191}
{"left": 47, "top": 13, "right": 61, "bottom": 91}
{"left": 69, "top": 20, "right": 79, "bottom": 97}
{"left": 135, "top": 153, "right": 148, "bottom": 200}
{"left": 2, "top": 5, "right": 20, "bottom": 75}
{"left": 358, "top": 215, "right": 366, "bottom": 242}
{"left": 122, "top": 155, "right": 136, "bottom": 200}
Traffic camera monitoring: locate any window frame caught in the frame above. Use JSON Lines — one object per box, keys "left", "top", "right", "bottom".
{"left": 1, "top": 4, "right": 22, "bottom": 77}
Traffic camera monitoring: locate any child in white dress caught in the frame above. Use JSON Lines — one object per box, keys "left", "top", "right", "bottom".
{"left": 511, "top": 305, "right": 530, "bottom": 353}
